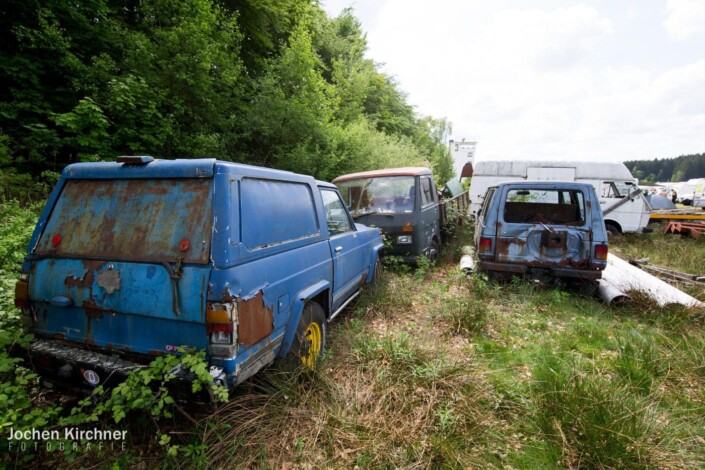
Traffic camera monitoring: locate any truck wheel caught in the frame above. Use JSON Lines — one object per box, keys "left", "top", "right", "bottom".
{"left": 605, "top": 222, "right": 621, "bottom": 237}
{"left": 428, "top": 238, "right": 441, "bottom": 262}
{"left": 370, "top": 256, "right": 382, "bottom": 291}
{"left": 291, "top": 301, "right": 326, "bottom": 369}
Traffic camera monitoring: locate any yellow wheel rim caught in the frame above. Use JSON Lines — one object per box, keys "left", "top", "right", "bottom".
{"left": 302, "top": 322, "right": 322, "bottom": 368}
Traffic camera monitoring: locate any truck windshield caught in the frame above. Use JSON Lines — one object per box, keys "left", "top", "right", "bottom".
{"left": 336, "top": 176, "right": 416, "bottom": 216}
{"left": 35, "top": 178, "right": 213, "bottom": 263}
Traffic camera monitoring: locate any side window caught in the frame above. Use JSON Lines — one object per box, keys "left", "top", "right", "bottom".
{"left": 321, "top": 189, "right": 353, "bottom": 235}
{"left": 240, "top": 178, "right": 319, "bottom": 250}
{"left": 480, "top": 187, "right": 496, "bottom": 224}
{"left": 601, "top": 182, "right": 619, "bottom": 198}
{"left": 420, "top": 177, "right": 435, "bottom": 207}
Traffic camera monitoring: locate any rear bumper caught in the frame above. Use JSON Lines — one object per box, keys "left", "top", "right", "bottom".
{"left": 479, "top": 261, "right": 602, "bottom": 280}
{"left": 22, "top": 339, "right": 215, "bottom": 400}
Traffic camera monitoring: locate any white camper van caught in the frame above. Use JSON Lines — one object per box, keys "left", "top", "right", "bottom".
{"left": 469, "top": 161, "right": 652, "bottom": 234}
{"left": 688, "top": 178, "right": 705, "bottom": 208}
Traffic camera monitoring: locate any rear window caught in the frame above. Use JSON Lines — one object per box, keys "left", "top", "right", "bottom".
{"left": 503, "top": 188, "right": 585, "bottom": 225}
{"left": 36, "top": 179, "right": 213, "bottom": 263}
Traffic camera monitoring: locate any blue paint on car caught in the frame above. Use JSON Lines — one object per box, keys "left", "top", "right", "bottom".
{"left": 16, "top": 158, "right": 383, "bottom": 392}
{"left": 475, "top": 181, "right": 608, "bottom": 283}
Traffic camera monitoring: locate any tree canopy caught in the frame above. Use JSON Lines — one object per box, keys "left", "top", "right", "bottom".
{"left": 625, "top": 153, "right": 705, "bottom": 184}
{"left": 0, "top": 0, "right": 455, "bottom": 200}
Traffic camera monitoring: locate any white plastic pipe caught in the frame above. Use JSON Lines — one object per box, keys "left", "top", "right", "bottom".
{"left": 597, "top": 279, "right": 630, "bottom": 306}
{"left": 602, "top": 254, "right": 704, "bottom": 308}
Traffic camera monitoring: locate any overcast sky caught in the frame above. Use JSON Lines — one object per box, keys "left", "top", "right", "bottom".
{"left": 322, "top": 0, "right": 705, "bottom": 162}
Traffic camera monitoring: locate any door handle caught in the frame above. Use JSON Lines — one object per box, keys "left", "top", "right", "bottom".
{"left": 335, "top": 246, "right": 343, "bottom": 252}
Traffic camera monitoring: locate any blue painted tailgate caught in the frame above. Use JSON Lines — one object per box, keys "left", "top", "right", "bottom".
{"left": 28, "top": 175, "right": 213, "bottom": 354}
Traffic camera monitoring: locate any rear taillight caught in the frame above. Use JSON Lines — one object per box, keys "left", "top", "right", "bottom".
{"left": 14, "top": 275, "right": 29, "bottom": 310}
{"left": 594, "top": 244, "right": 608, "bottom": 261}
{"left": 479, "top": 237, "right": 493, "bottom": 253}
{"left": 207, "top": 302, "right": 237, "bottom": 357}
{"left": 34, "top": 356, "right": 53, "bottom": 370}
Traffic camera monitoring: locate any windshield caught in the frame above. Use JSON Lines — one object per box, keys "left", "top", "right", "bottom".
{"left": 614, "top": 181, "right": 635, "bottom": 197}
{"left": 336, "top": 176, "right": 416, "bottom": 216}
{"left": 36, "top": 178, "right": 213, "bottom": 263}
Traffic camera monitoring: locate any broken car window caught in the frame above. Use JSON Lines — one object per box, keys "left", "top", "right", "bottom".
{"left": 503, "top": 188, "right": 585, "bottom": 225}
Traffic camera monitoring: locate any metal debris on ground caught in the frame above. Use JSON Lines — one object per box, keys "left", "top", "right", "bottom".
{"left": 663, "top": 221, "right": 705, "bottom": 238}
{"left": 649, "top": 208, "right": 705, "bottom": 221}
{"left": 629, "top": 258, "right": 705, "bottom": 287}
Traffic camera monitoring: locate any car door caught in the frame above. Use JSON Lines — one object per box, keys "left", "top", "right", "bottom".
{"left": 419, "top": 176, "right": 440, "bottom": 255}
{"left": 320, "top": 188, "right": 366, "bottom": 310}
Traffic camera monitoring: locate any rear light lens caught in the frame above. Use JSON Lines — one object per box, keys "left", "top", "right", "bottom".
{"left": 402, "top": 222, "right": 413, "bottom": 233}
{"left": 207, "top": 302, "right": 237, "bottom": 357}
{"left": 14, "top": 279, "right": 29, "bottom": 309}
{"left": 51, "top": 234, "right": 62, "bottom": 246}
{"left": 34, "top": 356, "right": 53, "bottom": 369}
{"left": 479, "top": 237, "right": 492, "bottom": 253}
{"left": 210, "top": 331, "right": 232, "bottom": 344}
{"left": 594, "top": 244, "right": 608, "bottom": 261}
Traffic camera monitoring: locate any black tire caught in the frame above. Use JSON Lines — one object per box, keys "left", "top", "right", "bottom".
{"left": 370, "top": 256, "right": 382, "bottom": 289}
{"left": 605, "top": 222, "right": 621, "bottom": 237}
{"left": 428, "top": 238, "right": 441, "bottom": 262}
{"left": 290, "top": 301, "right": 326, "bottom": 369}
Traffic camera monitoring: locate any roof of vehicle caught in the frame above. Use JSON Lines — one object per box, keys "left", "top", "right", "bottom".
{"left": 473, "top": 160, "right": 635, "bottom": 181}
{"left": 61, "top": 158, "right": 316, "bottom": 185}
{"left": 491, "top": 181, "right": 597, "bottom": 191}
{"left": 332, "top": 167, "right": 432, "bottom": 183}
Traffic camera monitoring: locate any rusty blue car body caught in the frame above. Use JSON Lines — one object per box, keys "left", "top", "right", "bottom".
{"left": 16, "top": 158, "right": 383, "bottom": 391}
{"left": 475, "top": 181, "right": 608, "bottom": 282}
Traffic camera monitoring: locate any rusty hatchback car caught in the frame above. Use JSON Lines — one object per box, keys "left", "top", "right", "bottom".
{"left": 475, "top": 181, "right": 608, "bottom": 283}
{"left": 14, "top": 157, "right": 383, "bottom": 392}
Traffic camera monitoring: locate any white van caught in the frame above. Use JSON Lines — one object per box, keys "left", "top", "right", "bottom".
{"left": 688, "top": 178, "right": 705, "bottom": 208}
{"left": 469, "top": 161, "right": 652, "bottom": 234}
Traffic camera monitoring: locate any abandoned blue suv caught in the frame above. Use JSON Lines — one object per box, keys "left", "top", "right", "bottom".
{"left": 14, "top": 157, "right": 383, "bottom": 392}
{"left": 475, "top": 181, "right": 608, "bottom": 283}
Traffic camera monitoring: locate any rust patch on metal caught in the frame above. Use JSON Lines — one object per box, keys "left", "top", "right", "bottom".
{"left": 97, "top": 269, "right": 121, "bottom": 294}
{"left": 51, "top": 333, "right": 65, "bottom": 340}
{"left": 65, "top": 260, "right": 104, "bottom": 288}
{"left": 82, "top": 299, "right": 106, "bottom": 318}
{"left": 541, "top": 230, "right": 567, "bottom": 249}
{"left": 35, "top": 179, "right": 212, "bottom": 264}
{"left": 237, "top": 291, "right": 274, "bottom": 346}
{"left": 496, "top": 238, "right": 524, "bottom": 257}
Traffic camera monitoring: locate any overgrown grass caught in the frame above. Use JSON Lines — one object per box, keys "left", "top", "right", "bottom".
{"left": 3, "top": 203, "right": 705, "bottom": 468}
{"left": 189, "top": 224, "right": 705, "bottom": 468}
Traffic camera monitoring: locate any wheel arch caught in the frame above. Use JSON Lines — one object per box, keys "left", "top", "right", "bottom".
{"left": 278, "top": 280, "right": 330, "bottom": 357}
